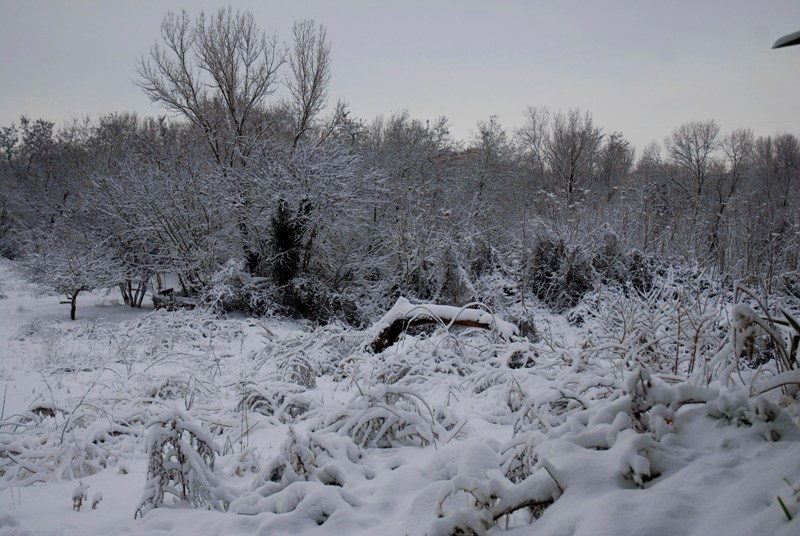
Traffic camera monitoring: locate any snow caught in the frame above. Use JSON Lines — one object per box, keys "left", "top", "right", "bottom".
{"left": 2, "top": 258, "right": 800, "bottom": 535}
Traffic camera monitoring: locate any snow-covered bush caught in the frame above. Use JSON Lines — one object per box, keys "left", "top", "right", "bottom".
{"left": 437, "top": 246, "right": 474, "bottom": 306}
{"left": 279, "top": 274, "right": 365, "bottom": 326}
{"left": 528, "top": 234, "right": 594, "bottom": 311}
{"left": 501, "top": 307, "right": 541, "bottom": 344}
{"left": 418, "top": 441, "right": 562, "bottom": 535}
{"left": 705, "top": 392, "right": 786, "bottom": 440}
{"left": 590, "top": 230, "right": 624, "bottom": 284}
{"left": 249, "top": 427, "right": 366, "bottom": 492}
{"left": 17, "top": 230, "right": 126, "bottom": 320}
{"left": 621, "top": 250, "right": 654, "bottom": 295}
{"left": 707, "top": 284, "right": 800, "bottom": 397}
{"left": 135, "top": 410, "right": 232, "bottom": 518}
{"left": 200, "top": 259, "right": 274, "bottom": 315}
{"left": 731, "top": 286, "right": 800, "bottom": 373}
{"left": 590, "top": 232, "right": 654, "bottom": 295}
{"left": 366, "top": 334, "right": 478, "bottom": 384}
{"left": 430, "top": 469, "right": 561, "bottom": 535}
{"left": 54, "top": 441, "right": 112, "bottom": 481}
{"left": 230, "top": 427, "right": 366, "bottom": 520}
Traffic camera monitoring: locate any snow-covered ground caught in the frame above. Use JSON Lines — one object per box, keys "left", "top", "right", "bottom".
{"left": 1, "top": 257, "right": 799, "bottom": 535}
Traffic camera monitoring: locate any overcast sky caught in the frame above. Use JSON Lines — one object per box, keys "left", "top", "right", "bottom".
{"left": 1, "top": 0, "right": 799, "bottom": 152}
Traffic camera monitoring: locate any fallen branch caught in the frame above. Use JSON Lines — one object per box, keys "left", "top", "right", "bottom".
{"left": 367, "top": 298, "right": 519, "bottom": 353}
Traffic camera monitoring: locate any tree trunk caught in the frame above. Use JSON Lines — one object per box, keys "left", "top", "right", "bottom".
{"left": 135, "top": 282, "right": 147, "bottom": 307}
{"left": 69, "top": 290, "right": 80, "bottom": 321}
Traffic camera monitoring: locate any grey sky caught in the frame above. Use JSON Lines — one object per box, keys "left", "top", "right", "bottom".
{"left": 1, "top": 0, "right": 798, "bottom": 152}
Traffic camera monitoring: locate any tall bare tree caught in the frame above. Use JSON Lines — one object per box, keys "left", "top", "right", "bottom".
{"left": 286, "top": 20, "right": 332, "bottom": 147}
{"left": 597, "top": 131, "right": 635, "bottom": 203}
{"left": 137, "top": 8, "right": 289, "bottom": 275}
{"left": 516, "top": 107, "right": 603, "bottom": 213}
{"left": 711, "top": 128, "right": 754, "bottom": 269}
{"left": 772, "top": 133, "right": 800, "bottom": 210}
{"left": 137, "top": 8, "right": 283, "bottom": 167}
{"left": 664, "top": 120, "right": 720, "bottom": 199}
{"left": 545, "top": 109, "right": 603, "bottom": 206}
{"left": 516, "top": 106, "right": 550, "bottom": 192}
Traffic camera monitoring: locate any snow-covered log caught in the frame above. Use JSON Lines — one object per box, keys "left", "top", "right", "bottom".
{"left": 367, "top": 297, "right": 518, "bottom": 353}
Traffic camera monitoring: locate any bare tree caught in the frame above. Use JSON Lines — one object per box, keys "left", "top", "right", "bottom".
{"left": 20, "top": 227, "right": 125, "bottom": 320}
{"left": 664, "top": 120, "right": 720, "bottom": 199}
{"left": 751, "top": 133, "right": 799, "bottom": 208}
{"left": 745, "top": 133, "right": 800, "bottom": 286}
{"left": 657, "top": 120, "right": 722, "bottom": 257}
{"left": 773, "top": 133, "right": 800, "bottom": 210}
{"left": 597, "top": 131, "right": 635, "bottom": 203}
{"left": 711, "top": 128, "right": 754, "bottom": 269}
{"left": 516, "top": 106, "right": 550, "bottom": 191}
{"left": 137, "top": 8, "right": 289, "bottom": 275}
{"left": 545, "top": 109, "right": 603, "bottom": 206}
{"left": 363, "top": 111, "right": 464, "bottom": 300}
{"left": 137, "top": 8, "right": 283, "bottom": 167}
{"left": 516, "top": 107, "right": 603, "bottom": 217}
{"left": 462, "top": 115, "right": 526, "bottom": 246}
{"left": 286, "top": 20, "right": 332, "bottom": 147}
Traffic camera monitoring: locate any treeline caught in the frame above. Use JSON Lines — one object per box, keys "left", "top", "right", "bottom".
{"left": 1, "top": 8, "right": 798, "bottom": 321}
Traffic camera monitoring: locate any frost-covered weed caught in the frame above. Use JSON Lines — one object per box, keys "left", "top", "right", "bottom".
{"left": 501, "top": 430, "right": 546, "bottom": 483}
{"left": 706, "top": 285, "right": 800, "bottom": 397}
{"left": 705, "top": 392, "right": 790, "bottom": 441}
{"left": 315, "top": 385, "right": 455, "bottom": 448}
{"left": 1, "top": 307, "right": 248, "bottom": 490}
{"left": 236, "top": 381, "right": 312, "bottom": 423}
{"left": 72, "top": 480, "right": 88, "bottom": 510}
{"left": 251, "top": 322, "right": 360, "bottom": 378}
{"left": 580, "top": 272, "right": 728, "bottom": 379}
{"left": 135, "top": 410, "right": 232, "bottom": 518}
{"left": 0, "top": 402, "right": 139, "bottom": 485}
{"left": 777, "top": 478, "right": 800, "bottom": 521}
{"left": 275, "top": 352, "right": 317, "bottom": 389}
{"left": 222, "top": 447, "right": 261, "bottom": 478}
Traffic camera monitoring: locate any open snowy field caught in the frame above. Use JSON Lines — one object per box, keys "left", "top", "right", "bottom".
{"left": 1, "top": 257, "right": 800, "bottom": 536}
